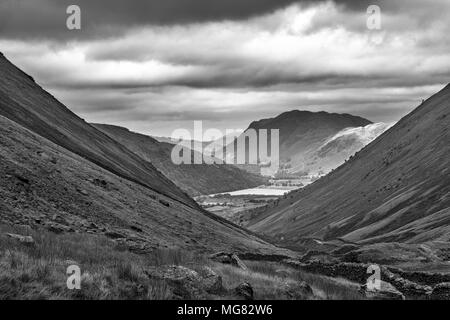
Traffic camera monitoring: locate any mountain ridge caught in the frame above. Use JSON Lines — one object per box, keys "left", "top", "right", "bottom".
{"left": 249, "top": 84, "right": 450, "bottom": 245}
{"left": 93, "top": 123, "right": 266, "bottom": 196}
{"left": 0, "top": 53, "right": 198, "bottom": 209}
{"left": 0, "top": 53, "right": 287, "bottom": 255}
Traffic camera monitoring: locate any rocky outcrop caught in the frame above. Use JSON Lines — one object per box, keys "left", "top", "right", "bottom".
{"left": 233, "top": 282, "right": 254, "bottom": 300}
{"left": 282, "top": 280, "right": 313, "bottom": 300}
{"left": 283, "top": 260, "right": 370, "bottom": 283}
{"left": 381, "top": 268, "right": 432, "bottom": 297}
{"left": 5, "top": 233, "right": 34, "bottom": 244}
{"left": 389, "top": 268, "right": 450, "bottom": 286}
{"left": 283, "top": 259, "right": 443, "bottom": 299}
{"left": 145, "top": 265, "right": 224, "bottom": 299}
{"left": 429, "top": 283, "right": 450, "bottom": 300}
{"left": 209, "top": 252, "right": 248, "bottom": 270}
{"left": 360, "top": 281, "right": 405, "bottom": 300}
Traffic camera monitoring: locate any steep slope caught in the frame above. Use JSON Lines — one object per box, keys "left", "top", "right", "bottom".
{"left": 290, "top": 122, "right": 391, "bottom": 176}
{"left": 0, "top": 53, "right": 196, "bottom": 209}
{"left": 249, "top": 85, "right": 450, "bottom": 245}
{"left": 93, "top": 124, "right": 265, "bottom": 196}
{"left": 0, "top": 114, "right": 283, "bottom": 254}
{"left": 0, "top": 52, "right": 287, "bottom": 255}
{"left": 248, "top": 110, "right": 371, "bottom": 160}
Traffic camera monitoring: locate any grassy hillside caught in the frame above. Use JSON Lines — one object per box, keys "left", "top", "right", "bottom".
{"left": 94, "top": 124, "right": 265, "bottom": 197}
{"left": 0, "top": 222, "right": 363, "bottom": 300}
{"left": 249, "top": 85, "right": 450, "bottom": 245}
{"left": 0, "top": 53, "right": 196, "bottom": 209}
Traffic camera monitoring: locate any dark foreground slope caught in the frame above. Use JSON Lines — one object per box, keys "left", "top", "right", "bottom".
{"left": 249, "top": 85, "right": 450, "bottom": 245}
{"left": 0, "top": 53, "right": 196, "bottom": 209}
{"left": 0, "top": 115, "right": 281, "bottom": 254}
{"left": 93, "top": 124, "right": 265, "bottom": 196}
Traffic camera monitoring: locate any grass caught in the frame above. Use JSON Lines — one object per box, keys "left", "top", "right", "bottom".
{"left": 214, "top": 260, "right": 365, "bottom": 300}
{"left": 0, "top": 223, "right": 196, "bottom": 300}
{"left": 0, "top": 223, "right": 365, "bottom": 300}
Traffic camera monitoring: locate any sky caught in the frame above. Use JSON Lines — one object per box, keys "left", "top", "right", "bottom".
{"left": 0, "top": 0, "right": 449, "bottom": 137}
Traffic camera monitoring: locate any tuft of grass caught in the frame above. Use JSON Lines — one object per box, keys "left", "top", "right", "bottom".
{"left": 211, "top": 260, "right": 365, "bottom": 300}
{"left": 0, "top": 223, "right": 195, "bottom": 300}
{"left": 0, "top": 222, "right": 365, "bottom": 300}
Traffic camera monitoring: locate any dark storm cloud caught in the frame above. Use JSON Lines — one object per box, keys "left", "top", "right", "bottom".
{"left": 0, "top": 0, "right": 294, "bottom": 40}
{"left": 1, "top": 0, "right": 449, "bottom": 136}
{"left": 0, "top": 0, "right": 382, "bottom": 40}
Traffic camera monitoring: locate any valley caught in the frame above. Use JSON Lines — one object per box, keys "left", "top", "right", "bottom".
{"left": 0, "top": 51, "right": 449, "bottom": 301}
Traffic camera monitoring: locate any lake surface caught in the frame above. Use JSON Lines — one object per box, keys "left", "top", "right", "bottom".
{"left": 217, "top": 187, "right": 296, "bottom": 196}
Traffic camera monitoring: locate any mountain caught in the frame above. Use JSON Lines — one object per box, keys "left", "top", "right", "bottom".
{"left": 0, "top": 53, "right": 197, "bottom": 209}
{"left": 227, "top": 110, "right": 372, "bottom": 176}
{"left": 248, "top": 110, "right": 372, "bottom": 161}
{"left": 289, "top": 122, "right": 391, "bottom": 176}
{"left": 0, "top": 52, "right": 284, "bottom": 255}
{"left": 249, "top": 85, "right": 450, "bottom": 245}
{"left": 93, "top": 124, "right": 265, "bottom": 196}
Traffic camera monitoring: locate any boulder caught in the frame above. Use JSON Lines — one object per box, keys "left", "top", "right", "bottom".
{"left": 5, "top": 233, "right": 34, "bottom": 244}
{"left": 46, "top": 223, "right": 69, "bottom": 234}
{"left": 105, "top": 231, "right": 125, "bottom": 239}
{"left": 231, "top": 254, "right": 248, "bottom": 271}
{"left": 360, "top": 281, "right": 405, "bottom": 300}
{"left": 76, "top": 188, "right": 89, "bottom": 196}
{"left": 209, "top": 252, "right": 248, "bottom": 270}
{"left": 233, "top": 282, "right": 254, "bottom": 300}
{"left": 159, "top": 199, "right": 170, "bottom": 207}
{"left": 382, "top": 268, "right": 432, "bottom": 297}
{"left": 283, "top": 280, "right": 313, "bottom": 299}
{"left": 210, "top": 252, "right": 233, "bottom": 264}
{"left": 145, "top": 265, "right": 224, "bottom": 299}
{"left": 429, "top": 282, "right": 450, "bottom": 300}
{"left": 199, "top": 266, "right": 224, "bottom": 294}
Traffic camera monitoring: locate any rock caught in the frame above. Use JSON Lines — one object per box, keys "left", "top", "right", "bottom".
{"left": 210, "top": 252, "right": 233, "bottom": 264}
{"left": 46, "top": 223, "right": 70, "bottom": 234}
{"left": 199, "top": 266, "right": 224, "bottom": 294}
{"left": 145, "top": 265, "right": 223, "bottom": 299}
{"left": 429, "top": 282, "right": 450, "bottom": 300}
{"left": 88, "top": 222, "right": 98, "bottom": 229}
{"left": 283, "top": 280, "right": 313, "bottom": 299}
{"left": 52, "top": 214, "right": 67, "bottom": 224}
{"left": 14, "top": 174, "right": 30, "bottom": 184}
{"left": 382, "top": 268, "right": 432, "bottom": 297}
{"left": 360, "top": 281, "right": 405, "bottom": 300}
{"left": 105, "top": 231, "right": 125, "bottom": 239}
{"left": 209, "top": 252, "right": 248, "bottom": 270}
{"left": 231, "top": 254, "right": 248, "bottom": 271}
{"left": 233, "top": 282, "right": 254, "bottom": 300}
{"left": 5, "top": 233, "right": 34, "bottom": 244}
{"left": 275, "top": 269, "right": 291, "bottom": 278}
{"left": 77, "top": 189, "right": 89, "bottom": 196}
{"left": 130, "top": 225, "right": 143, "bottom": 233}
{"left": 159, "top": 199, "right": 170, "bottom": 207}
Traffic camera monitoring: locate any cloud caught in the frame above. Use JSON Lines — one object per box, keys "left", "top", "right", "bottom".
{"left": 1, "top": 0, "right": 449, "bottom": 136}
{"left": 3, "top": 0, "right": 442, "bottom": 41}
